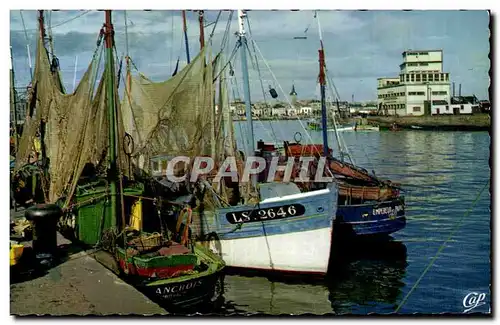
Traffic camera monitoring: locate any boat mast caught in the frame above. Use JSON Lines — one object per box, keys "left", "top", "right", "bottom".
{"left": 182, "top": 10, "right": 191, "bottom": 64}
{"left": 316, "top": 11, "right": 343, "bottom": 160}
{"left": 37, "top": 10, "right": 49, "bottom": 165}
{"left": 10, "top": 46, "right": 18, "bottom": 151}
{"left": 104, "top": 10, "right": 118, "bottom": 228}
{"left": 124, "top": 10, "right": 131, "bottom": 98}
{"left": 72, "top": 55, "right": 78, "bottom": 92}
{"left": 198, "top": 10, "right": 205, "bottom": 49}
{"left": 38, "top": 11, "right": 47, "bottom": 51}
{"left": 237, "top": 10, "right": 256, "bottom": 186}
{"left": 317, "top": 42, "right": 329, "bottom": 156}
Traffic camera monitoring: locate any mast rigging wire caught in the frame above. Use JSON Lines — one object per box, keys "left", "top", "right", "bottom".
{"left": 245, "top": 14, "right": 280, "bottom": 144}
{"left": 250, "top": 39, "right": 333, "bottom": 165}
{"left": 19, "top": 10, "right": 33, "bottom": 79}
{"left": 207, "top": 10, "right": 222, "bottom": 44}
{"left": 16, "top": 10, "right": 92, "bottom": 32}
{"left": 395, "top": 179, "right": 490, "bottom": 312}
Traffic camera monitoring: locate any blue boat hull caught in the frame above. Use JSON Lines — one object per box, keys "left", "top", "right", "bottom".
{"left": 184, "top": 184, "right": 339, "bottom": 275}
{"left": 335, "top": 197, "right": 406, "bottom": 237}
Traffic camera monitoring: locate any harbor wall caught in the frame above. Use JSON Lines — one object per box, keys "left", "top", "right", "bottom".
{"left": 366, "top": 113, "right": 491, "bottom": 131}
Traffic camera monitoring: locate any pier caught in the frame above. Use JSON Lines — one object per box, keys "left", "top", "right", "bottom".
{"left": 367, "top": 113, "right": 491, "bottom": 131}
{"left": 10, "top": 209, "right": 167, "bottom": 316}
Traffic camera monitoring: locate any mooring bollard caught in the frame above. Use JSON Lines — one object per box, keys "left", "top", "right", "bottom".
{"left": 25, "top": 204, "right": 61, "bottom": 262}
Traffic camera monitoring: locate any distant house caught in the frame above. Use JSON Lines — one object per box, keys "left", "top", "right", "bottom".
{"left": 300, "top": 106, "right": 312, "bottom": 116}
{"left": 431, "top": 100, "right": 453, "bottom": 115}
{"left": 432, "top": 97, "right": 481, "bottom": 115}
{"left": 271, "top": 107, "right": 286, "bottom": 116}
{"left": 286, "top": 108, "right": 297, "bottom": 116}
{"left": 252, "top": 108, "right": 263, "bottom": 117}
{"left": 479, "top": 100, "right": 491, "bottom": 112}
{"left": 450, "top": 96, "right": 481, "bottom": 114}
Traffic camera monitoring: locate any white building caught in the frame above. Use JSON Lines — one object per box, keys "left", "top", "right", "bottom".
{"left": 377, "top": 50, "right": 451, "bottom": 116}
{"left": 271, "top": 107, "right": 286, "bottom": 116}
{"left": 286, "top": 108, "right": 298, "bottom": 116}
{"left": 300, "top": 106, "right": 312, "bottom": 116}
{"left": 432, "top": 96, "right": 481, "bottom": 115}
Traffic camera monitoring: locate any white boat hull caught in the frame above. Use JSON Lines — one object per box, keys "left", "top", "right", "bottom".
{"left": 216, "top": 227, "right": 332, "bottom": 275}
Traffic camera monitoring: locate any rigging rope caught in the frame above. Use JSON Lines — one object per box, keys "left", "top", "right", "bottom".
{"left": 241, "top": 41, "right": 281, "bottom": 145}
{"left": 208, "top": 10, "right": 222, "bottom": 44}
{"left": 250, "top": 39, "right": 327, "bottom": 158}
{"left": 219, "top": 11, "right": 234, "bottom": 55}
{"left": 394, "top": 179, "right": 490, "bottom": 313}
{"left": 213, "top": 42, "right": 239, "bottom": 82}
{"left": 20, "top": 10, "right": 92, "bottom": 32}
{"left": 170, "top": 10, "right": 174, "bottom": 73}
{"left": 245, "top": 16, "right": 279, "bottom": 144}
{"left": 50, "top": 10, "right": 91, "bottom": 29}
{"left": 19, "top": 10, "right": 33, "bottom": 79}
{"left": 124, "top": 11, "right": 129, "bottom": 60}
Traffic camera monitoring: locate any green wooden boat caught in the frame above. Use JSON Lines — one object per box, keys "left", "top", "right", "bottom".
{"left": 117, "top": 242, "right": 225, "bottom": 310}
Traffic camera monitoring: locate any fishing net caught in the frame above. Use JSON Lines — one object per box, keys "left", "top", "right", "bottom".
{"left": 121, "top": 47, "right": 255, "bottom": 207}
{"left": 14, "top": 34, "right": 126, "bottom": 205}
{"left": 120, "top": 47, "right": 216, "bottom": 174}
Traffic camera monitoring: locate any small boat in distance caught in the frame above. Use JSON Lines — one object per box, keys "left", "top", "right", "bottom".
{"left": 308, "top": 120, "right": 356, "bottom": 132}
{"left": 354, "top": 124, "right": 380, "bottom": 131}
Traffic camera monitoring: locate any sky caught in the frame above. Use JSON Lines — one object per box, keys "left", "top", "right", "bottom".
{"left": 9, "top": 10, "right": 491, "bottom": 102}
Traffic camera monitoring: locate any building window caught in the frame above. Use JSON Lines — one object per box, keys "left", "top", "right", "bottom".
{"left": 410, "top": 74, "right": 415, "bottom": 82}
{"left": 413, "top": 106, "right": 421, "bottom": 112}
{"left": 405, "top": 74, "right": 409, "bottom": 82}
{"left": 461, "top": 105, "right": 464, "bottom": 110}
{"left": 402, "top": 104, "right": 406, "bottom": 109}
{"left": 419, "top": 52, "right": 429, "bottom": 55}
{"left": 419, "top": 63, "right": 429, "bottom": 66}
{"left": 416, "top": 74, "right": 421, "bottom": 82}
{"left": 435, "top": 74, "right": 440, "bottom": 81}
{"left": 446, "top": 106, "right": 449, "bottom": 111}
{"left": 429, "top": 74, "right": 434, "bottom": 82}
{"left": 445, "top": 73, "right": 449, "bottom": 81}
{"left": 422, "top": 74, "right": 427, "bottom": 82}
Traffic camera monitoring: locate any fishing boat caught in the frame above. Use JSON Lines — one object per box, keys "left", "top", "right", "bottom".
{"left": 13, "top": 10, "right": 225, "bottom": 312}
{"left": 354, "top": 124, "right": 380, "bottom": 131}
{"left": 333, "top": 123, "right": 356, "bottom": 132}
{"left": 307, "top": 120, "right": 321, "bottom": 131}
{"left": 308, "top": 120, "right": 356, "bottom": 132}
{"left": 276, "top": 12, "right": 405, "bottom": 239}
{"left": 120, "top": 10, "right": 339, "bottom": 277}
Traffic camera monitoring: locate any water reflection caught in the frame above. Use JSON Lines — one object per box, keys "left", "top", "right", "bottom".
{"left": 229, "top": 122, "right": 490, "bottom": 314}
{"left": 327, "top": 240, "right": 407, "bottom": 315}
{"left": 217, "top": 240, "right": 407, "bottom": 315}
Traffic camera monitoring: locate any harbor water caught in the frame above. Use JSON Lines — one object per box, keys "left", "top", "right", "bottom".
{"left": 211, "top": 120, "right": 491, "bottom": 315}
